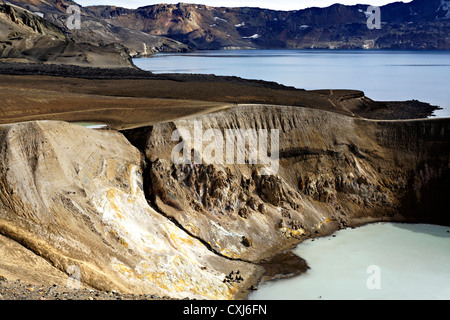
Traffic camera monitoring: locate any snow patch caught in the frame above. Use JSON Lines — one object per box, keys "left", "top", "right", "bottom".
{"left": 242, "top": 34, "right": 261, "bottom": 39}
{"left": 214, "top": 16, "right": 228, "bottom": 23}
{"left": 235, "top": 22, "right": 245, "bottom": 28}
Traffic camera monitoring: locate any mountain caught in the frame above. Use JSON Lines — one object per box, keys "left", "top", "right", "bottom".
{"left": 86, "top": 0, "right": 450, "bottom": 50}
{"left": 3, "top": 0, "right": 448, "bottom": 64}
{"left": 4, "top": 0, "right": 190, "bottom": 56}
{"left": 0, "top": 2, "right": 135, "bottom": 67}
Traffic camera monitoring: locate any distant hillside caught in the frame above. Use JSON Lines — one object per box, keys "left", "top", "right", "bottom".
{"left": 4, "top": 0, "right": 190, "bottom": 56}
{"left": 0, "top": 3, "right": 136, "bottom": 67}
{"left": 2, "top": 0, "right": 449, "bottom": 66}
{"left": 86, "top": 0, "right": 450, "bottom": 50}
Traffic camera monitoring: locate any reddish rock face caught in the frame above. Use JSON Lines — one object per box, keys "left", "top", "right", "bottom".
{"left": 6, "top": 0, "right": 450, "bottom": 53}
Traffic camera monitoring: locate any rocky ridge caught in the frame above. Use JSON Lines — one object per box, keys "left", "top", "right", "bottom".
{"left": 0, "top": 2, "right": 135, "bottom": 67}
{"left": 124, "top": 105, "right": 450, "bottom": 265}
{"left": 4, "top": 0, "right": 190, "bottom": 56}
{"left": 5, "top": 0, "right": 449, "bottom": 52}
{"left": 86, "top": 0, "right": 450, "bottom": 50}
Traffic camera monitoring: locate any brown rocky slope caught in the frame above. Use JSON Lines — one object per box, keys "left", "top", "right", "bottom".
{"left": 0, "top": 3, "right": 135, "bottom": 67}
{"left": 0, "top": 120, "right": 262, "bottom": 300}
{"left": 87, "top": 0, "right": 450, "bottom": 50}
{"left": 7, "top": 0, "right": 449, "bottom": 52}
{"left": 0, "top": 103, "right": 448, "bottom": 300}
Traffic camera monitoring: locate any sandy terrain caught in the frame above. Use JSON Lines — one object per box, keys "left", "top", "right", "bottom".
{"left": 0, "top": 85, "right": 232, "bottom": 130}
{"left": 0, "top": 66, "right": 439, "bottom": 131}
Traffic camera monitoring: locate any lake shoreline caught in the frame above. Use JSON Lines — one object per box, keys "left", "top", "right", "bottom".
{"left": 135, "top": 49, "right": 450, "bottom": 119}
{"left": 249, "top": 215, "right": 399, "bottom": 298}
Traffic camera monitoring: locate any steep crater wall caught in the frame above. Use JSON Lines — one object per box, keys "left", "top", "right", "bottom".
{"left": 124, "top": 105, "right": 450, "bottom": 265}
{"left": 0, "top": 105, "right": 448, "bottom": 299}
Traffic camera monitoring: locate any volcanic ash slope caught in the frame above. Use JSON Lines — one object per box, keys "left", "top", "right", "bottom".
{"left": 0, "top": 120, "right": 261, "bottom": 300}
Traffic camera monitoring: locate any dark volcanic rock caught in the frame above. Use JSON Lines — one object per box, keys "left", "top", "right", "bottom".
{"left": 260, "top": 251, "right": 310, "bottom": 281}
{"left": 82, "top": 0, "right": 449, "bottom": 50}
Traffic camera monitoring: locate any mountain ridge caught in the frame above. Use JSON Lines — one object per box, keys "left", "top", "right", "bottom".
{"left": 0, "top": 2, "right": 137, "bottom": 67}
{"left": 4, "top": 0, "right": 449, "bottom": 60}
{"left": 85, "top": 0, "right": 450, "bottom": 50}
{"left": 3, "top": 0, "right": 190, "bottom": 56}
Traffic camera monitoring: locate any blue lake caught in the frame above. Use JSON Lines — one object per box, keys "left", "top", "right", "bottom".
{"left": 134, "top": 49, "right": 450, "bottom": 118}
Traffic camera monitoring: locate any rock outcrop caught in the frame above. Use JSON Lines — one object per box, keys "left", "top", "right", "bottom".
{"left": 5, "top": 0, "right": 190, "bottom": 56}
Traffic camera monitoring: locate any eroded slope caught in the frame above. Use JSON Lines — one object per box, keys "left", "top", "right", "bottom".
{"left": 0, "top": 3, "right": 134, "bottom": 67}
{"left": 0, "top": 120, "right": 261, "bottom": 300}
{"left": 125, "top": 105, "right": 450, "bottom": 264}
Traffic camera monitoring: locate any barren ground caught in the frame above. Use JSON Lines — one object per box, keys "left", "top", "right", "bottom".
{"left": 0, "top": 62, "right": 440, "bottom": 130}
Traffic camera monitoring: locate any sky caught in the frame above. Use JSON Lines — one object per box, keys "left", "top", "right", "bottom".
{"left": 75, "top": 0, "right": 413, "bottom": 11}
